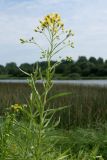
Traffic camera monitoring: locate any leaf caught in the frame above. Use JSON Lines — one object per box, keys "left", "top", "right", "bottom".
{"left": 44, "top": 112, "right": 55, "bottom": 128}
{"left": 53, "top": 117, "right": 60, "bottom": 127}
{"left": 45, "top": 105, "right": 71, "bottom": 114}
{"left": 56, "top": 149, "right": 70, "bottom": 160}
{"left": 47, "top": 92, "right": 72, "bottom": 102}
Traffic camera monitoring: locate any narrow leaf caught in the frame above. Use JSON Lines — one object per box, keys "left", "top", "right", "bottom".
{"left": 47, "top": 92, "right": 72, "bottom": 102}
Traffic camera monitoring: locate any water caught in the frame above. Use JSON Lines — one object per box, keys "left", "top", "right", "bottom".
{"left": 0, "top": 79, "right": 107, "bottom": 86}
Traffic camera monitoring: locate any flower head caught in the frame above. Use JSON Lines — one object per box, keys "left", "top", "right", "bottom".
{"left": 34, "top": 13, "right": 64, "bottom": 33}
{"left": 11, "top": 104, "right": 22, "bottom": 112}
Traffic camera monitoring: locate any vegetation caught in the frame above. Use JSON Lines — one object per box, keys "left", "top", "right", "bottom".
{"left": 0, "top": 83, "right": 107, "bottom": 128}
{"left": 0, "top": 85, "right": 107, "bottom": 159}
{"left": 0, "top": 13, "right": 106, "bottom": 159}
{"left": 1, "top": 56, "right": 107, "bottom": 79}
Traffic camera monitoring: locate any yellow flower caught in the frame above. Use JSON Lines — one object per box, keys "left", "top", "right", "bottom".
{"left": 53, "top": 28, "right": 58, "bottom": 33}
{"left": 40, "top": 21, "right": 45, "bottom": 28}
{"left": 46, "top": 17, "right": 52, "bottom": 26}
{"left": 55, "top": 13, "right": 61, "bottom": 21}
{"left": 35, "top": 13, "right": 65, "bottom": 32}
{"left": 11, "top": 104, "right": 22, "bottom": 112}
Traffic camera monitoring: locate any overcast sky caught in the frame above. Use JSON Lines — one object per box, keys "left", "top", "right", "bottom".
{"left": 0, "top": 0, "right": 107, "bottom": 65}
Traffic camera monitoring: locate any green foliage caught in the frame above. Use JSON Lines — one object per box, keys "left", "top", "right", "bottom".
{"left": 1, "top": 55, "right": 107, "bottom": 79}
{"left": 5, "top": 62, "right": 19, "bottom": 76}
{"left": 69, "top": 73, "right": 81, "bottom": 79}
{"left": 0, "top": 65, "right": 5, "bottom": 74}
{"left": 89, "top": 57, "right": 97, "bottom": 64}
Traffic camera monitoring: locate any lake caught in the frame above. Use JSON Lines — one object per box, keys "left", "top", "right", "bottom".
{"left": 0, "top": 79, "right": 107, "bottom": 86}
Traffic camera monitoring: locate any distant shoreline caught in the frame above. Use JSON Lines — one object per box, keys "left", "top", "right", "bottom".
{"left": 1, "top": 76, "right": 107, "bottom": 80}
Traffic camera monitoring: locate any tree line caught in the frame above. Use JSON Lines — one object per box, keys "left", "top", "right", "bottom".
{"left": 0, "top": 56, "right": 107, "bottom": 79}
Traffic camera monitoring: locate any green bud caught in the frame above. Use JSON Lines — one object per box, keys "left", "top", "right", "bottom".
{"left": 20, "top": 39, "right": 25, "bottom": 44}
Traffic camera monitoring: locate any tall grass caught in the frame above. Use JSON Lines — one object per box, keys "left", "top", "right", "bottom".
{"left": 0, "top": 82, "right": 107, "bottom": 128}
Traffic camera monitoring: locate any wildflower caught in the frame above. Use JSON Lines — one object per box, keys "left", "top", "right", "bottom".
{"left": 34, "top": 13, "right": 64, "bottom": 32}
{"left": 11, "top": 104, "right": 22, "bottom": 112}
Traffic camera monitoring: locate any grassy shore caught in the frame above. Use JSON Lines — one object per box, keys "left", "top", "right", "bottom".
{"left": 1, "top": 74, "right": 107, "bottom": 80}
{"left": 0, "top": 83, "right": 107, "bottom": 159}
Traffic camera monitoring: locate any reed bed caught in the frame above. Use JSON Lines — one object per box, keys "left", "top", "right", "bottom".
{"left": 0, "top": 83, "right": 107, "bottom": 128}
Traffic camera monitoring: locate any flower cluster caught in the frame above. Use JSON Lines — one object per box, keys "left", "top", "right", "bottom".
{"left": 34, "top": 13, "right": 64, "bottom": 33}
{"left": 11, "top": 104, "right": 22, "bottom": 112}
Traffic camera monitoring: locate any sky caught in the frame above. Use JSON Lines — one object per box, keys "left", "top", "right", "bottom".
{"left": 0, "top": 0, "right": 107, "bottom": 65}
